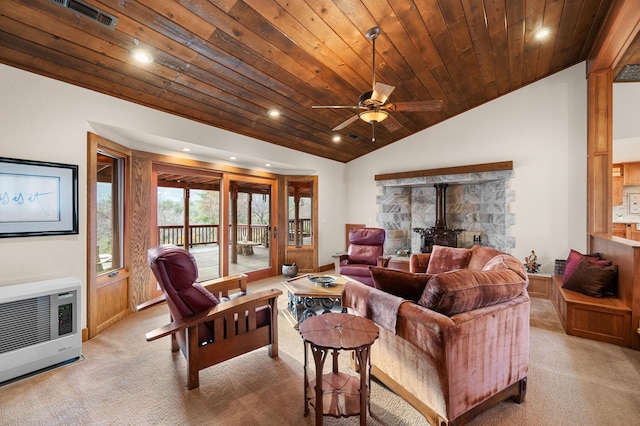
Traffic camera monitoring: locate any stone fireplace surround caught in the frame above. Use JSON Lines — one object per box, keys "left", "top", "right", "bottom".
{"left": 376, "top": 167, "right": 514, "bottom": 256}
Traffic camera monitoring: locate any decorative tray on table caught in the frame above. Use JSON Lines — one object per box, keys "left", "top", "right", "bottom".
{"left": 308, "top": 275, "right": 337, "bottom": 287}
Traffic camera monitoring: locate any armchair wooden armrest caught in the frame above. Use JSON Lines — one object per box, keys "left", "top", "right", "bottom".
{"left": 377, "top": 256, "right": 391, "bottom": 267}
{"left": 146, "top": 288, "right": 282, "bottom": 342}
{"left": 200, "top": 273, "right": 248, "bottom": 299}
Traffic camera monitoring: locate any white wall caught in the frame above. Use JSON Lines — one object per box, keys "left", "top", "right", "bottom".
{"left": 345, "top": 63, "right": 589, "bottom": 274}
{"left": 0, "top": 65, "right": 347, "bottom": 326}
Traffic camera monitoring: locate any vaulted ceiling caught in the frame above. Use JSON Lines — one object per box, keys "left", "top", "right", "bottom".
{"left": 1, "top": 0, "right": 632, "bottom": 163}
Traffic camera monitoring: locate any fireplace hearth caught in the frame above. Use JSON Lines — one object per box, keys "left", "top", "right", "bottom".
{"left": 375, "top": 166, "right": 513, "bottom": 255}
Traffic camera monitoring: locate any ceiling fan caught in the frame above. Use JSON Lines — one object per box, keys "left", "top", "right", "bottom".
{"left": 313, "top": 27, "right": 443, "bottom": 142}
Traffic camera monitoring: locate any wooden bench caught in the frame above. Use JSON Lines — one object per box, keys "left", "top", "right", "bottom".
{"left": 550, "top": 275, "right": 632, "bottom": 347}
{"left": 236, "top": 241, "right": 260, "bottom": 255}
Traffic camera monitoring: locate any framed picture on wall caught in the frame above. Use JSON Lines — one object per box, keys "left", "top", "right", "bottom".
{"left": 0, "top": 157, "right": 79, "bottom": 238}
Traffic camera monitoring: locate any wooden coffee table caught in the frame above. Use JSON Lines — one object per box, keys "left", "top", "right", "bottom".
{"left": 299, "top": 313, "right": 379, "bottom": 425}
{"left": 281, "top": 274, "right": 350, "bottom": 328}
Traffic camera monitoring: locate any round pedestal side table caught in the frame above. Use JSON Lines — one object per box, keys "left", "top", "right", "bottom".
{"left": 299, "top": 312, "right": 379, "bottom": 425}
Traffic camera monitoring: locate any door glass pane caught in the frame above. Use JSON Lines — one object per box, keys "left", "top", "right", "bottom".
{"left": 156, "top": 184, "right": 221, "bottom": 281}
{"left": 157, "top": 187, "right": 184, "bottom": 245}
{"left": 189, "top": 188, "right": 220, "bottom": 280}
{"left": 96, "top": 152, "right": 123, "bottom": 274}
{"left": 229, "top": 181, "right": 271, "bottom": 274}
{"left": 287, "top": 181, "right": 313, "bottom": 247}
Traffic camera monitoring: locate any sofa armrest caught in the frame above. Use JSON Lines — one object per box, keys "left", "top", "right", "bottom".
{"left": 395, "top": 302, "right": 455, "bottom": 355}
{"left": 410, "top": 253, "right": 431, "bottom": 273}
{"left": 444, "top": 293, "right": 530, "bottom": 420}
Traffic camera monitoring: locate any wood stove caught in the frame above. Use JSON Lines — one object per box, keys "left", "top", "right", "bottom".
{"left": 413, "top": 184, "right": 462, "bottom": 253}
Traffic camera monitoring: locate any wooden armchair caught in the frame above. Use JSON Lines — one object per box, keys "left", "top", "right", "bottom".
{"left": 145, "top": 245, "right": 282, "bottom": 389}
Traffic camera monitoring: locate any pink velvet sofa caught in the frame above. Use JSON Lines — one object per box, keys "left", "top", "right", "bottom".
{"left": 343, "top": 245, "right": 530, "bottom": 426}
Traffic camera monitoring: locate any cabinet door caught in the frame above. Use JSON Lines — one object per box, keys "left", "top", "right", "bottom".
{"left": 613, "top": 176, "right": 623, "bottom": 206}
{"left": 623, "top": 162, "right": 640, "bottom": 185}
{"left": 613, "top": 223, "right": 626, "bottom": 238}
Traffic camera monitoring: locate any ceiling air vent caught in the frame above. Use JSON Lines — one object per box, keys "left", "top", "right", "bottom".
{"left": 347, "top": 133, "right": 360, "bottom": 140}
{"left": 50, "top": 0, "right": 118, "bottom": 30}
{"left": 615, "top": 64, "right": 640, "bottom": 82}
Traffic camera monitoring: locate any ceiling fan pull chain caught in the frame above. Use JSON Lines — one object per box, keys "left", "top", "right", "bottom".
{"left": 371, "top": 122, "right": 376, "bottom": 142}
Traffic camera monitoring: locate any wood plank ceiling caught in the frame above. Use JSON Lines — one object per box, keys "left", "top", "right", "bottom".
{"left": 0, "top": 0, "right": 621, "bottom": 163}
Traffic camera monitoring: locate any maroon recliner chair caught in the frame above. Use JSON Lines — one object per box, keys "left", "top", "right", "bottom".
{"left": 339, "top": 228, "right": 390, "bottom": 286}
{"left": 144, "top": 245, "right": 282, "bottom": 389}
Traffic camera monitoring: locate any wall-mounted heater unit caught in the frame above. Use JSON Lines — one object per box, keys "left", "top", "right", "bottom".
{"left": 0, "top": 277, "right": 82, "bottom": 383}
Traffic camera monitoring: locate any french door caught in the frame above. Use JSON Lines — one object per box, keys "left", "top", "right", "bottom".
{"left": 224, "top": 175, "right": 277, "bottom": 280}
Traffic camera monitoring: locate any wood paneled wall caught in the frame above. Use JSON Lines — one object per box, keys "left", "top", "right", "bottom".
{"left": 129, "top": 156, "right": 155, "bottom": 308}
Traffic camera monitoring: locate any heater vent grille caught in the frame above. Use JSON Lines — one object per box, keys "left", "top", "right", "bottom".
{"left": 0, "top": 296, "right": 51, "bottom": 354}
{"left": 49, "top": 0, "right": 118, "bottom": 30}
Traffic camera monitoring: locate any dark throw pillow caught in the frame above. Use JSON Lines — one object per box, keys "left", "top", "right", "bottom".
{"left": 562, "top": 249, "right": 608, "bottom": 283}
{"left": 369, "top": 266, "right": 431, "bottom": 302}
{"left": 562, "top": 258, "right": 617, "bottom": 298}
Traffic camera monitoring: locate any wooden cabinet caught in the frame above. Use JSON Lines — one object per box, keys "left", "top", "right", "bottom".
{"left": 612, "top": 163, "right": 624, "bottom": 206}
{"left": 613, "top": 222, "right": 627, "bottom": 238}
{"left": 628, "top": 224, "right": 640, "bottom": 241}
{"left": 527, "top": 273, "right": 551, "bottom": 299}
{"left": 612, "top": 223, "right": 640, "bottom": 241}
{"left": 387, "top": 256, "right": 410, "bottom": 272}
{"left": 623, "top": 162, "right": 640, "bottom": 185}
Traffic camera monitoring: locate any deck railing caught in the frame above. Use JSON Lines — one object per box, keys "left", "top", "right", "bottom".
{"left": 288, "top": 218, "right": 312, "bottom": 243}
{"left": 158, "top": 224, "right": 270, "bottom": 247}
{"left": 158, "top": 220, "right": 310, "bottom": 247}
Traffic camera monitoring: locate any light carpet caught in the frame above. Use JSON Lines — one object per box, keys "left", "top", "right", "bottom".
{"left": 1, "top": 277, "right": 639, "bottom": 425}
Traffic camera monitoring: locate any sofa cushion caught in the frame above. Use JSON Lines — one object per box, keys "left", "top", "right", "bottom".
{"left": 418, "top": 267, "right": 527, "bottom": 316}
{"left": 467, "top": 245, "right": 503, "bottom": 270}
{"left": 369, "top": 266, "right": 432, "bottom": 302}
{"left": 562, "top": 249, "right": 609, "bottom": 283}
{"left": 562, "top": 258, "right": 618, "bottom": 298}
{"left": 426, "top": 245, "right": 472, "bottom": 274}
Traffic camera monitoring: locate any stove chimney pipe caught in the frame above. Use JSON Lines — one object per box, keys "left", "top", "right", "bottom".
{"left": 434, "top": 184, "right": 448, "bottom": 229}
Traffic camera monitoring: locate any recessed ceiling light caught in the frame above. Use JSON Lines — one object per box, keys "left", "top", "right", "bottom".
{"left": 332, "top": 135, "right": 341, "bottom": 143}
{"left": 268, "top": 109, "right": 280, "bottom": 117}
{"left": 230, "top": 156, "right": 237, "bottom": 160}
{"left": 535, "top": 28, "right": 550, "bottom": 40}
{"left": 265, "top": 163, "right": 272, "bottom": 167}
{"left": 181, "top": 148, "right": 191, "bottom": 152}
{"left": 131, "top": 48, "right": 153, "bottom": 64}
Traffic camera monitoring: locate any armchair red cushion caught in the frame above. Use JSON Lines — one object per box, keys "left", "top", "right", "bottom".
{"left": 147, "top": 245, "right": 220, "bottom": 343}
{"left": 339, "top": 228, "right": 387, "bottom": 286}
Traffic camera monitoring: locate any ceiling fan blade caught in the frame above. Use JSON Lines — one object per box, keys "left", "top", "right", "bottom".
{"left": 381, "top": 114, "right": 402, "bottom": 132}
{"left": 312, "top": 105, "right": 360, "bottom": 109}
{"left": 371, "top": 82, "right": 395, "bottom": 104}
{"left": 332, "top": 114, "right": 361, "bottom": 131}
{"left": 386, "top": 100, "right": 443, "bottom": 112}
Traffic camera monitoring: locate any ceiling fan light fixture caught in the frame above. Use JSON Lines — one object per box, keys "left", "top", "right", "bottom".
{"left": 359, "top": 109, "right": 388, "bottom": 124}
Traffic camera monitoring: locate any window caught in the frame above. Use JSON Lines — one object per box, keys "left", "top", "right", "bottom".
{"left": 96, "top": 151, "right": 124, "bottom": 274}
